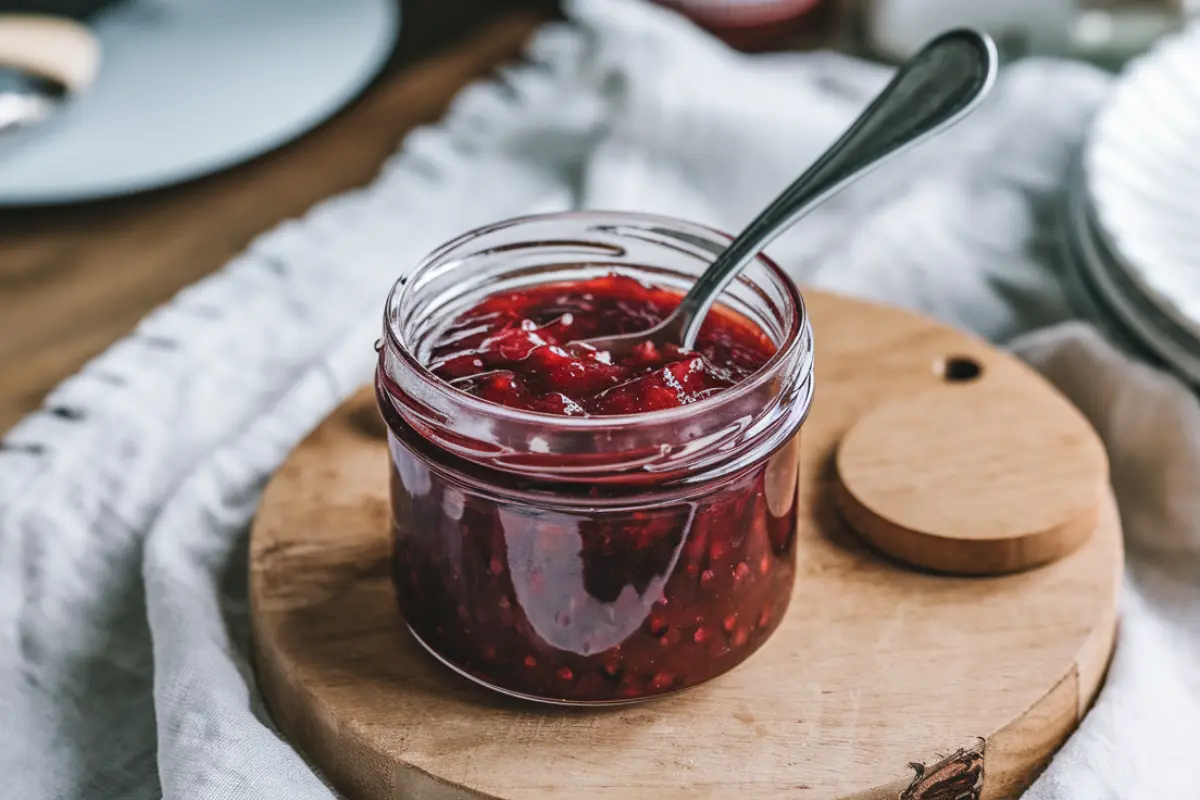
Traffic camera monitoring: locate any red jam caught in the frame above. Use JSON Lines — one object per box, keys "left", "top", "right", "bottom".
{"left": 384, "top": 273, "right": 800, "bottom": 703}
{"left": 428, "top": 274, "right": 776, "bottom": 416}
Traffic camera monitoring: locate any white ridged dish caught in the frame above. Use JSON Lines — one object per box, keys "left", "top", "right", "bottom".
{"left": 1062, "top": 160, "right": 1200, "bottom": 386}
{"left": 1058, "top": 170, "right": 1163, "bottom": 368}
{"left": 1084, "top": 21, "right": 1200, "bottom": 345}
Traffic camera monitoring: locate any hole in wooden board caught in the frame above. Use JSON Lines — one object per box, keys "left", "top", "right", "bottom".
{"left": 936, "top": 356, "right": 982, "bottom": 383}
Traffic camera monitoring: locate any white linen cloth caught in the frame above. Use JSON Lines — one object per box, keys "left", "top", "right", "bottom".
{"left": 2, "top": 1, "right": 1197, "bottom": 797}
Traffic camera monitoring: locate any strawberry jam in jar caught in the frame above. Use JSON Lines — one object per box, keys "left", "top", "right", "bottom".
{"left": 376, "top": 212, "right": 814, "bottom": 704}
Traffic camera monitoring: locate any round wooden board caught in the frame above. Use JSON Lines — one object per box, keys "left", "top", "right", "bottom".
{"left": 250, "top": 290, "right": 1122, "bottom": 800}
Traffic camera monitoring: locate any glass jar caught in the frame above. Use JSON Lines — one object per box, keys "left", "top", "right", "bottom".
{"left": 375, "top": 212, "right": 814, "bottom": 704}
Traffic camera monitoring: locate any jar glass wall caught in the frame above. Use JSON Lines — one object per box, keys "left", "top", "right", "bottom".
{"left": 376, "top": 212, "right": 814, "bottom": 704}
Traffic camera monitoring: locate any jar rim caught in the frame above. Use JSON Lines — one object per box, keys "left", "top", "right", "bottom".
{"left": 381, "top": 210, "right": 811, "bottom": 434}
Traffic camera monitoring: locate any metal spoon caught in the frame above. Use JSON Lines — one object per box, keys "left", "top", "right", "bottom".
{"left": 0, "top": 66, "right": 67, "bottom": 137}
{"left": 577, "top": 28, "right": 998, "bottom": 356}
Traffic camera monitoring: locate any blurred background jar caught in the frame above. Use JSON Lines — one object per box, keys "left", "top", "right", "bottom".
{"left": 652, "top": 0, "right": 840, "bottom": 50}
{"left": 654, "top": 0, "right": 1195, "bottom": 66}
{"left": 860, "top": 0, "right": 1196, "bottom": 69}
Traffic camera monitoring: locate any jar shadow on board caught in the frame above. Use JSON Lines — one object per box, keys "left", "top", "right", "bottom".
{"left": 375, "top": 212, "right": 814, "bottom": 705}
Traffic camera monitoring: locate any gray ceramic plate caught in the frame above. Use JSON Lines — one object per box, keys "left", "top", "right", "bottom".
{"left": 0, "top": 0, "right": 398, "bottom": 205}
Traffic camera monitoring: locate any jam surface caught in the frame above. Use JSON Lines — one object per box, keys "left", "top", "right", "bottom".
{"left": 428, "top": 274, "right": 777, "bottom": 416}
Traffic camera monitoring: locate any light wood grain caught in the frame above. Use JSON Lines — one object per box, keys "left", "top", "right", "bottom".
{"left": 0, "top": 5, "right": 549, "bottom": 434}
{"left": 836, "top": 372, "right": 1109, "bottom": 575}
{"left": 249, "top": 290, "right": 1122, "bottom": 800}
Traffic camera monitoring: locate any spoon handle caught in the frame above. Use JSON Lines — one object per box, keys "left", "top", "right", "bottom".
{"left": 675, "top": 28, "right": 997, "bottom": 348}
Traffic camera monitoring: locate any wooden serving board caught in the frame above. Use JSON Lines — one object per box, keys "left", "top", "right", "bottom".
{"left": 250, "top": 290, "right": 1122, "bottom": 800}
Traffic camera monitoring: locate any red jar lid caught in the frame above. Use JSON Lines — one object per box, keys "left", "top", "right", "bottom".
{"left": 653, "top": 0, "right": 833, "bottom": 50}
{"left": 657, "top": 0, "right": 825, "bottom": 26}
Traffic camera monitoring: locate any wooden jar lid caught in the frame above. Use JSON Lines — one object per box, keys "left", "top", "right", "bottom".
{"left": 835, "top": 361, "right": 1109, "bottom": 575}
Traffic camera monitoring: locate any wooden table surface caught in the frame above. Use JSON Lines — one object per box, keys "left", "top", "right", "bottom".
{"left": 0, "top": 1, "right": 554, "bottom": 433}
